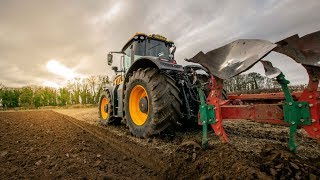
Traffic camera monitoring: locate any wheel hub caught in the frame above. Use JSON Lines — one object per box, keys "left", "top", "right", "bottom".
{"left": 139, "top": 97, "right": 148, "bottom": 113}
{"left": 100, "top": 97, "right": 109, "bottom": 120}
{"left": 129, "top": 85, "right": 149, "bottom": 126}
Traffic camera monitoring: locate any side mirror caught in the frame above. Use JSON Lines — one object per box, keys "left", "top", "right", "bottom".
{"left": 112, "top": 66, "right": 118, "bottom": 74}
{"left": 107, "top": 53, "right": 113, "bottom": 66}
{"left": 170, "top": 46, "right": 176, "bottom": 59}
{"left": 170, "top": 46, "right": 176, "bottom": 55}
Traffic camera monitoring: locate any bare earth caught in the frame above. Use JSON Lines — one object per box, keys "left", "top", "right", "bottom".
{"left": 0, "top": 108, "right": 319, "bottom": 179}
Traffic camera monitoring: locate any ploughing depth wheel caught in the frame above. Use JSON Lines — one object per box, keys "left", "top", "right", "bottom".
{"left": 99, "top": 90, "right": 114, "bottom": 125}
{"left": 124, "top": 68, "right": 181, "bottom": 137}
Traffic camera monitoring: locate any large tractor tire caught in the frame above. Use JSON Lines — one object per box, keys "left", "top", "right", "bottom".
{"left": 124, "top": 68, "right": 181, "bottom": 137}
{"left": 99, "top": 90, "right": 118, "bottom": 125}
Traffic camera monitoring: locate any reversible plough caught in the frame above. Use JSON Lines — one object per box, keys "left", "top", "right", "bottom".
{"left": 188, "top": 31, "right": 320, "bottom": 152}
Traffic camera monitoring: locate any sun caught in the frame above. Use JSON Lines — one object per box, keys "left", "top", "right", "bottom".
{"left": 46, "top": 59, "right": 77, "bottom": 80}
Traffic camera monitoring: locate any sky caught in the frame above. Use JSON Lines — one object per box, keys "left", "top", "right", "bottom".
{"left": 0, "top": 0, "right": 319, "bottom": 88}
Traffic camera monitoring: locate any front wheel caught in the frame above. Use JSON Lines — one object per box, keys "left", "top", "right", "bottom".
{"left": 99, "top": 90, "right": 118, "bottom": 125}
{"left": 124, "top": 68, "right": 181, "bottom": 137}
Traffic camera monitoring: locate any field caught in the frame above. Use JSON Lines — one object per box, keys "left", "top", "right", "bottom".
{"left": 0, "top": 108, "right": 319, "bottom": 179}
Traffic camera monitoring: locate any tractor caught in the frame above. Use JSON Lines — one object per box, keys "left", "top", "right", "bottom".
{"left": 99, "top": 32, "right": 320, "bottom": 152}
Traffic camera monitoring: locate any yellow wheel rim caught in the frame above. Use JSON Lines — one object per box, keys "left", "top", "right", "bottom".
{"left": 129, "top": 85, "right": 149, "bottom": 126}
{"left": 100, "top": 97, "right": 109, "bottom": 120}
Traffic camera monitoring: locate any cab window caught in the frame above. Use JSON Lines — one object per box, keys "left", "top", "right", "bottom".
{"left": 146, "top": 39, "right": 169, "bottom": 59}
{"left": 124, "top": 45, "right": 132, "bottom": 71}
{"left": 133, "top": 40, "right": 146, "bottom": 61}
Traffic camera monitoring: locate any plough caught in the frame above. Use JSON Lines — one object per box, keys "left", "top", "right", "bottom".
{"left": 188, "top": 31, "right": 320, "bottom": 152}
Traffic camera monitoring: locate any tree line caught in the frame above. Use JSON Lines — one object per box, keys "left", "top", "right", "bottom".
{"left": 0, "top": 72, "right": 308, "bottom": 109}
{"left": 0, "top": 76, "right": 109, "bottom": 109}
{"left": 223, "top": 72, "right": 306, "bottom": 93}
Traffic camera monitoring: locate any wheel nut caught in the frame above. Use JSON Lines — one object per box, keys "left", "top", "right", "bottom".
{"left": 309, "top": 104, "right": 313, "bottom": 108}
{"left": 312, "top": 119, "right": 316, "bottom": 123}
{"left": 309, "top": 95, "right": 313, "bottom": 99}
{"left": 300, "top": 119, "right": 304, "bottom": 122}
{"left": 298, "top": 104, "right": 302, "bottom": 107}
{"left": 289, "top": 102, "right": 293, "bottom": 106}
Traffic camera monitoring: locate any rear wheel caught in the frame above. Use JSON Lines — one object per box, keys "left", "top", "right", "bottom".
{"left": 99, "top": 90, "right": 116, "bottom": 125}
{"left": 124, "top": 68, "right": 181, "bottom": 137}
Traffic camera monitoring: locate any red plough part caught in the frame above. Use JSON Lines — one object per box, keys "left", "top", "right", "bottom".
{"left": 299, "top": 65, "right": 320, "bottom": 141}
{"left": 207, "top": 75, "right": 229, "bottom": 143}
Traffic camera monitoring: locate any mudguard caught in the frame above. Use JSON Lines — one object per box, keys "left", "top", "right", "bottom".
{"left": 123, "top": 56, "right": 183, "bottom": 86}
{"left": 103, "top": 85, "right": 114, "bottom": 97}
{"left": 127, "top": 56, "right": 183, "bottom": 73}
{"left": 186, "top": 39, "right": 277, "bottom": 79}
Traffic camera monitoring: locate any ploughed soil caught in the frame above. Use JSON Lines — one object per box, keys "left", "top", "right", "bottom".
{"left": 0, "top": 108, "right": 319, "bottom": 179}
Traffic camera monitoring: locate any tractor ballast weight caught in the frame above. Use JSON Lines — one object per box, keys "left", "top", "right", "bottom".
{"left": 99, "top": 31, "right": 320, "bottom": 152}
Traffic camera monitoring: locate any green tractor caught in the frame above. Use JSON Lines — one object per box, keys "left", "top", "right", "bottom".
{"left": 99, "top": 33, "right": 203, "bottom": 137}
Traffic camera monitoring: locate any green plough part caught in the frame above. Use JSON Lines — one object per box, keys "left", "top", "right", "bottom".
{"left": 277, "top": 73, "right": 312, "bottom": 152}
{"left": 197, "top": 87, "right": 216, "bottom": 149}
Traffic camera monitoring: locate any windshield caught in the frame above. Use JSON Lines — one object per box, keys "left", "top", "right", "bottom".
{"left": 146, "top": 39, "right": 170, "bottom": 59}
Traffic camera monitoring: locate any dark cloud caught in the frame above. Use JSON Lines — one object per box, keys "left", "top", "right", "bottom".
{"left": 0, "top": 0, "right": 319, "bottom": 87}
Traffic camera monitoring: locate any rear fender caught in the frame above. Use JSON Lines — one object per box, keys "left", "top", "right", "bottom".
{"left": 124, "top": 57, "right": 183, "bottom": 86}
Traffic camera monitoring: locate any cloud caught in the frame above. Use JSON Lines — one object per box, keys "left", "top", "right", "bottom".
{"left": 0, "top": 0, "right": 319, "bottom": 87}
{"left": 92, "top": 2, "right": 123, "bottom": 24}
{"left": 46, "top": 59, "right": 80, "bottom": 80}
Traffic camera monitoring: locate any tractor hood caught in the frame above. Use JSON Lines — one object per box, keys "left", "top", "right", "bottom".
{"left": 186, "top": 39, "right": 276, "bottom": 79}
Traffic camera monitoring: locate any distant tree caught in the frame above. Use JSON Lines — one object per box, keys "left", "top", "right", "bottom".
{"left": 33, "top": 88, "right": 43, "bottom": 107}
{"left": 80, "top": 78, "right": 89, "bottom": 104}
{"left": 39, "top": 87, "right": 56, "bottom": 106}
{"left": 43, "top": 87, "right": 57, "bottom": 106}
{"left": 67, "top": 78, "right": 81, "bottom": 104}
{"left": 58, "top": 87, "right": 70, "bottom": 106}
{"left": 0, "top": 83, "right": 4, "bottom": 108}
{"left": 95, "top": 75, "right": 110, "bottom": 104}
{"left": 87, "top": 76, "right": 97, "bottom": 104}
{"left": 2, "top": 88, "right": 20, "bottom": 108}
{"left": 20, "top": 87, "right": 34, "bottom": 107}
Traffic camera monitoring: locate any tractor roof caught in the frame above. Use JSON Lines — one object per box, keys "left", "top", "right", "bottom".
{"left": 121, "top": 32, "right": 174, "bottom": 51}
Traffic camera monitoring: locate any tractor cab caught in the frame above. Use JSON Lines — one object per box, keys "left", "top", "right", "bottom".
{"left": 108, "top": 33, "right": 176, "bottom": 74}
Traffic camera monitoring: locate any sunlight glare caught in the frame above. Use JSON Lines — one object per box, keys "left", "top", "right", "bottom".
{"left": 46, "top": 59, "right": 78, "bottom": 80}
